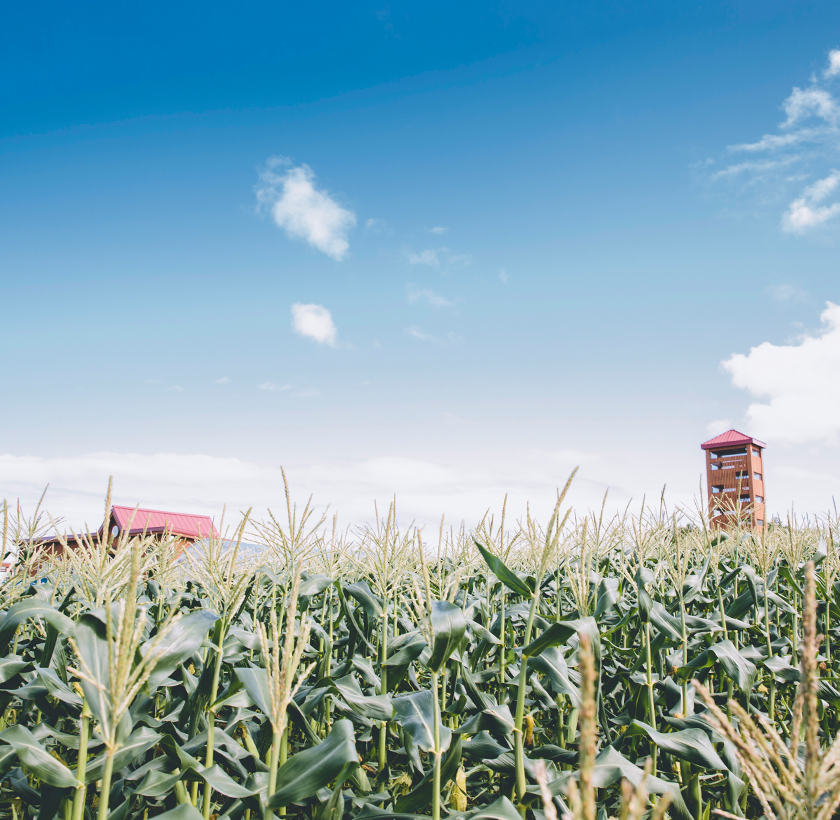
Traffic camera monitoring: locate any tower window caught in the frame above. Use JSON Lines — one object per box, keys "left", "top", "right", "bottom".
{"left": 752, "top": 448, "right": 760, "bottom": 457}
{"left": 710, "top": 463, "right": 720, "bottom": 471}
{"left": 755, "top": 496, "right": 764, "bottom": 503}
{"left": 712, "top": 485, "right": 723, "bottom": 494}
{"left": 754, "top": 472, "right": 762, "bottom": 481}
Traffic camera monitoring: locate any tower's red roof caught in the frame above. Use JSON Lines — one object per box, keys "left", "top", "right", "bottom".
{"left": 108, "top": 505, "right": 219, "bottom": 539}
{"left": 701, "top": 429, "right": 767, "bottom": 451}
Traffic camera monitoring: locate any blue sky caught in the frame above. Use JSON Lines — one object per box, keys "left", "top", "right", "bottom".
{"left": 2, "top": 1, "right": 839, "bottom": 527}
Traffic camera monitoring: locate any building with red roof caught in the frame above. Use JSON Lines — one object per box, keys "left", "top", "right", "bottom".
{"left": 701, "top": 429, "right": 766, "bottom": 529}
{"left": 37, "top": 504, "right": 218, "bottom": 556}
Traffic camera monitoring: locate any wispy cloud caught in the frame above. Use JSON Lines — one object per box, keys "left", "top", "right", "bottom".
{"left": 214, "top": 376, "right": 231, "bottom": 385}
{"left": 499, "top": 268, "right": 508, "bottom": 284}
{"left": 404, "top": 326, "right": 458, "bottom": 344}
{"left": 767, "top": 284, "right": 809, "bottom": 303}
{"left": 167, "top": 385, "right": 185, "bottom": 393}
{"left": 709, "top": 49, "right": 840, "bottom": 234}
{"left": 407, "top": 285, "right": 454, "bottom": 308}
{"left": 405, "top": 325, "right": 437, "bottom": 342}
{"left": 259, "top": 382, "right": 292, "bottom": 392}
{"left": 291, "top": 303, "right": 338, "bottom": 346}
{"left": 407, "top": 249, "right": 441, "bottom": 266}
{"left": 727, "top": 132, "right": 810, "bottom": 153}
{"left": 256, "top": 157, "right": 356, "bottom": 260}
{"left": 405, "top": 247, "right": 472, "bottom": 267}
{"left": 711, "top": 156, "right": 799, "bottom": 180}
{"left": 782, "top": 170, "right": 840, "bottom": 233}
{"left": 427, "top": 226, "right": 448, "bottom": 235}
{"left": 365, "top": 217, "right": 389, "bottom": 234}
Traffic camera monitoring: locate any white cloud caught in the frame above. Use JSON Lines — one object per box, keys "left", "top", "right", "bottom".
{"left": 405, "top": 248, "right": 472, "bottom": 268}
{"left": 405, "top": 325, "right": 438, "bottom": 342}
{"left": 404, "top": 326, "right": 459, "bottom": 344}
{"left": 365, "top": 218, "right": 389, "bottom": 234}
{"left": 407, "top": 249, "right": 440, "bottom": 267}
{"left": 711, "top": 157, "right": 798, "bottom": 180}
{"left": 499, "top": 268, "right": 509, "bottom": 284}
{"left": 291, "top": 303, "right": 338, "bottom": 346}
{"left": 427, "top": 226, "right": 448, "bottom": 235}
{"left": 710, "top": 54, "right": 840, "bottom": 234}
{"left": 727, "top": 132, "right": 810, "bottom": 153}
{"left": 0, "top": 450, "right": 655, "bottom": 535}
{"left": 214, "top": 377, "right": 231, "bottom": 385}
{"left": 167, "top": 385, "right": 184, "bottom": 393}
{"left": 2, "top": 441, "right": 836, "bottom": 535}
{"left": 259, "top": 382, "right": 292, "bottom": 392}
{"left": 706, "top": 419, "right": 732, "bottom": 437}
{"left": 407, "top": 285, "right": 454, "bottom": 308}
{"left": 824, "top": 49, "right": 840, "bottom": 79}
{"left": 256, "top": 158, "right": 356, "bottom": 260}
{"left": 782, "top": 87, "right": 840, "bottom": 128}
{"left": 782, "top": 170, "right": 840, "bottom": 233}
{"left": 767, "top": 284, "right": 808, "bottom": 303}
{"left": 721, "top": 301, "right": 840, "bottom": 445}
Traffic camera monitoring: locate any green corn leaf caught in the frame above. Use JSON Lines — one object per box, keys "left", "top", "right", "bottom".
{"left": 528, "top": 647, "right": 581, "bottom": 706}
{"left": 0, "top": 657, "right": 33, "bottom": 685}
{"left": 313, "top": 772, "right": 349, "bottom": 820}
{"left": 426, "top": 601, "right": 467, "bottom": 674}
{"left": 0, "top": 599, "right": 75, "bottom": 656}
{"left": 456, "top": 704, "right": 515, "bottom": 738}
{"left": 392, "top": 689, "right": 452, "bottom": 755}
{"left": 551, "top": 746, "right": 691, "bottom": 820}
{"left": 461, "top": 731, "right": 508, "bottom": 762}
{"left": 235, "top": 666, "right": 272, "bottom": 716}
{"left": 648, "top": 602, "right": 684, "bottom": 643}
{"left": 523, "top": 616, "right": 600, "bottom": 663}
{"left": 134, "top": 769, "right": 187, "bottom": 798}
{"left": 85, "top": 727, "right": 160, "bottom": 783}
{"left": 677, "top": 639, "right": 757, "bottom": 695}
{"left": 198, "top": 764, "right": 259, "bottom": 797}
{"left": 143, "top": 803, "right": 203, "bottom": 820}
{"left": 37, "top": 668, "right": 82, "bottom": 706}
{"left": 394, "top": 735, "right": 462, "bottom": 813}
{"left": 343, "top": 581, "right": 384, "bottom": 619}
{"left": 299, "top": 573, "right": 334, "bottom": 608}
{"left": 594, "top": 578, "right": 620, "bottom": 619}
{"left": 72, "top": 613, "right": 112, "bottom": 726}
{"left": 453, "top": 796, "right": 522, "bottom": 819}
{"left": 145, "top": 609, "right": 219, "bottom": 690}
{"left": 474, "top": 541, "right": 533, "bottom": 598}
{"left": 267, "top": 718, "right": 358, "bottom": 808}
{"left": 621, "top": 719, "right": 728, "bottom": 770}
{"left": 383, "top": 633, "right": 427, "bottom": 667}
{"left": 329, "top": 673, "right": 393, "bottom": 721}
{"left": 0, "top": 724, "right": 77, "bottom": 787}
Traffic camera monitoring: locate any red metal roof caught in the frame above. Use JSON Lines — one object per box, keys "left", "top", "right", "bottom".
{"left": 109, "top": 505, "right": 219, "bottom": 539}
{"left": 701, "top": 429, "right": 767, "bottom": 451}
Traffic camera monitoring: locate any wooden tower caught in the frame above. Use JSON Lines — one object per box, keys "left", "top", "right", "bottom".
{"left": 701, "top": 429, "right": 766, "bottom": 529}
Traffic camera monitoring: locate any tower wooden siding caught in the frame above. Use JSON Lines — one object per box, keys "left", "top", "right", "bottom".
{"left": 701, "top": 429, "right": 766, "bottom": 529}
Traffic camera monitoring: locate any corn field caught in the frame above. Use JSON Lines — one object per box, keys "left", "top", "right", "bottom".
{"left": 1, "top": 476, "right": 839, "bottom": 820}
